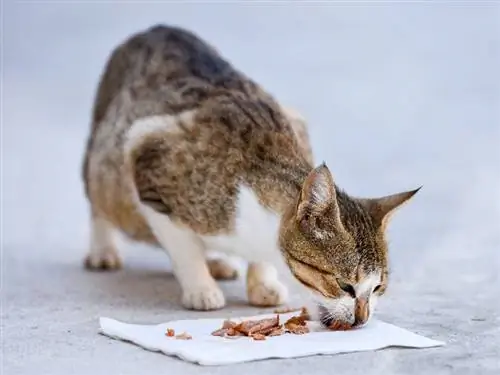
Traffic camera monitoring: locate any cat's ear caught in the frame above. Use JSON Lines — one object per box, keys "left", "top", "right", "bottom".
{"left": 297, "top": 163, "right": 342, "bottom": 228}
{"left": 358, "top": 187, "right": 422, "bottom": 230}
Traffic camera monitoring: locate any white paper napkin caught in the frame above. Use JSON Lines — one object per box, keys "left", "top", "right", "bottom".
{"left": 99, "top": 312, "right": 445, "bottom": 366}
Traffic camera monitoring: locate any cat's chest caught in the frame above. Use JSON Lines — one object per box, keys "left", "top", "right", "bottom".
{"left": 200, "top": 185, "right": 281, "bottom": 262}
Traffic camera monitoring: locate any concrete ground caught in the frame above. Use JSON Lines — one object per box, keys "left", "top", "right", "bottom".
{"left": 2, "top": 2, "right": 499, "bottom": 374}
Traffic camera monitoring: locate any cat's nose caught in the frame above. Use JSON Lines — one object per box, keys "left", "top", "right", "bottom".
{"left": 353, "top": 297, "right": 369, "bottom": 326}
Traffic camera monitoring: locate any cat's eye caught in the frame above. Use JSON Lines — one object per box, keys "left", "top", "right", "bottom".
{"left": 373, "top": 284, "right": 382, "bottom": 293}
{"left": 337, "top": 279, "right": 355, "bottom": 298}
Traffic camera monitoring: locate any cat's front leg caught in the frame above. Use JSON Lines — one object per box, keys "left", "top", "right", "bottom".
{"left": 141, "top": 206, "right": 225, "bottom": 311}
{"left": 246, "top": 261, "right": 288, "bottom": 307}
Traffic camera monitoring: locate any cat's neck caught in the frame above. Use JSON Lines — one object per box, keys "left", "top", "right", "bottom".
{"left": 202, "top": 90, "right": 314, "bottom": 215}
{"left": 244, "top": 158, "right": 312, "bottom": 215}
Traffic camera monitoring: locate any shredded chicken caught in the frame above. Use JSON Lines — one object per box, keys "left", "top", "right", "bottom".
{"left": 175, "top": 332, "right": 193, "bottom": 340}
{"left": 168, "top": 306, "right": 353, "bottom": 342}
{"left": 165, "top": 328, "right": 175, "bottom": 337}
{"left": 211, "top": 307, "right": 312, "bottom": 340}
{"left": 328, "top": 321, "right": 352, "bottom": 331}
{"left": 273, "top": 306, "right": 310, "bottom": 321}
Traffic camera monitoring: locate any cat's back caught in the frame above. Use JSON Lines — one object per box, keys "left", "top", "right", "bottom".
{"left": 82, "top": 25, "right": 271, "bottom": 241}
{"left": 83, "top": 24, "right": 251, "bottom": 193}
{"left": 92, "top": 24, "right": 253, "bottom": 126}
{"left": 83, "top": 24, "right": 313, "bottom": 243}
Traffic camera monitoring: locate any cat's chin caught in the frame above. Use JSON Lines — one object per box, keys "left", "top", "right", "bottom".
{"left": 316, "top": 303, "right": 356, "bottom": 330}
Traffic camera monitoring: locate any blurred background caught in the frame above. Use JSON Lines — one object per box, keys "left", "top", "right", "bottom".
{"left": 2, "top": 1, "right": 499, "bottom": 374}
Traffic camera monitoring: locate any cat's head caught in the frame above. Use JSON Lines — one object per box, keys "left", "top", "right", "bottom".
{"left": 279, "top": 163, "right": 420, "bottom": 329}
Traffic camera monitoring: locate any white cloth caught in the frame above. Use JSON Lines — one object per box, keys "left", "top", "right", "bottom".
{"left": 99, "top": 312, "right": 445, "bottom": 366}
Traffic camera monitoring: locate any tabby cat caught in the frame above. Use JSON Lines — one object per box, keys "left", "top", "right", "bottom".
{"left": 82, "top": 25, "right": 419, "bottom": 328}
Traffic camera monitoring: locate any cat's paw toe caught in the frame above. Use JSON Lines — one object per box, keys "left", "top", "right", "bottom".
{"left": 207, "top": 259, "right": 239, "bottom": 281}
{"left": 182, "top": 285, "right": 226, "bottom": 311}
{"left": 84, "top": 249, "right": 122, "bottom": 271}
{"left": 247, "top": 280, "right": 288, "bottom": 307}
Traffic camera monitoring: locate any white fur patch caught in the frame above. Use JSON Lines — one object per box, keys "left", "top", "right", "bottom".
{"left": 124, "top": 111, "right": 196, "bottom": 154}
{"left": 139, "top": 204, "right": 207, "bottom": 275}
{"left": 89, "top": 217, "right": 116, "bottom": 251}
{"left": 354, "top": 271, "right": 382, "bottom": 299}
{"left": 369, "top": 294, "right": 379, "bottom": 318}
{"left": 85, "top": 217, "right": 122, "bottom": 269}
{"left": 303, "top": 271, "right": 382, "bottom": 325}
{"left": 137, "top": 183, "right": 289, "bottom": 308}
{"left": 320, "top": 295, "right": 355, "bottom": 320}
{"left": 139, "top": 203, "right": 225, "bottom": 310}
{"left": 200, "top": 184, "right": 283, "bottom": 264}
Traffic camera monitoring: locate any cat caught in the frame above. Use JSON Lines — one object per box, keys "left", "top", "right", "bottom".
{"left": 82, "top": 24, "right": 420, "bottom": 328}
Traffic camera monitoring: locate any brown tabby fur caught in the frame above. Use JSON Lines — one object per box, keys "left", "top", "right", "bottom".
{"left": 82, "top": 24, "right": 419, "bottom": 310}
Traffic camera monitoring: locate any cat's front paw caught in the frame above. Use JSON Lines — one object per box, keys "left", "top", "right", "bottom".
{"left": 181, "top": 284, "right": 226, "bottom": 311}
{"left": 247, "top": 279, "right": 288, "bottom": 307}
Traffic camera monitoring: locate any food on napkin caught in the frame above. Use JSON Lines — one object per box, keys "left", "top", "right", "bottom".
{"left": 99, "top": 313, "right": 446, "bottom": 365}
{"left": 165, "top": 328, "right": 193, "bottom": 340}
{"left": 174, "top": 332, "right": 193, "bottom": 340}
{"left": 211, "top": 308, "right": 311, "bottom": 340}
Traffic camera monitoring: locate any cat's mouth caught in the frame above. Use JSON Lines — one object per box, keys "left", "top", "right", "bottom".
{"left": 317, "top": 304, "right": 356, "bottom": 330}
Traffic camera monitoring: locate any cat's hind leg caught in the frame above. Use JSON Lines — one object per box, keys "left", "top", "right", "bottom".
{"left": 207, "top": 254, "right": 239, "bottom": 281}
{"left": 84, "top": 216, "right": 123, "bottom": 271}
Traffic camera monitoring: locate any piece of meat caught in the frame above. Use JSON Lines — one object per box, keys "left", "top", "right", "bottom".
{"left": 284, "top": 314, "right": 310, "bottom": 334}
{"left": 251, "top": 333, "right": 267, "bottom": 341}
{"left": 247, "top": 316, "right": 280, "bottom": 335}
{"left": 211, "top": 328, "right": 227, "bottom": 336}
{"left": 234, "top": 316, "right": 279, "bottom": 335}
{"left": 222, "top": 320, "right": 237, "bottom": 329}
{"left": 232, "top": 320, "right": 260, "bottom": 334}
{"left": 226, "top": 328, "right": 245, "bottom": 336}
{"left": 226, "top": 328, "right": 237, "bottom": 336}
{"left": 284, "top": 315, "right": 307, "bottom": 328}
{"left": 211, "top": 320, "right": 246, "bottom": 337}
{"left": 299, "top": 307, "right": 311, "bottom": 321}
{"left": 175, "top": 332, "right": 192, "bottom": 340}
{"left": 211, "top": 313, "right": 311, "bottom": 339}
{"left": 273, "top": 306, "right": 311, "bottom": 320}
{"left": 268, "top": 326, "right": 285, "bottom": 337}
{"left": 328, "top": 321, "right": 352, "bottom": 331}
{"left": 165, "top": 328, "right": 175, "bottom": 337}
{"left": 287, "top": 324, "right": 310, "bottom": 334}
{"left": 255, "top": 325, "right": 279, "bottom": 336}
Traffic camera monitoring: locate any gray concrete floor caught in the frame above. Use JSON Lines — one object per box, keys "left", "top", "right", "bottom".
{"left": 2, "top": 2, "right": 499, "bottom": 374}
